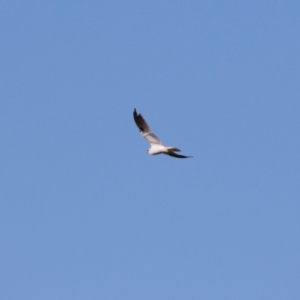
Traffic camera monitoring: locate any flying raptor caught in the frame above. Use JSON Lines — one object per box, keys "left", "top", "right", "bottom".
{"left": 133, "top": 108, "right": 192, "bottom": 158}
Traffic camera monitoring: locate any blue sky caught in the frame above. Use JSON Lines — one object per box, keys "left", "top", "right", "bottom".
{"left": 1, "top": 1, "right": 299, "bottom": 299}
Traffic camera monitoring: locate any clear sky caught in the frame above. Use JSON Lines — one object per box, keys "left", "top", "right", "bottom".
{"left": 1, "top": 2, "right": 299, "bottom": 299}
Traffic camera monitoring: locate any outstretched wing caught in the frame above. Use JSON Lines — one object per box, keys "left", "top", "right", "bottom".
{"left": 133, "top": 109, "right": 162, "bottom": 145}
{"left": 167, "top": 151, "right": 193, "bottom": 159}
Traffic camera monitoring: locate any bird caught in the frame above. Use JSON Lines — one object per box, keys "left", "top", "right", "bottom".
{"left": 133, "top": 108, "right": 192, "bottom": 158}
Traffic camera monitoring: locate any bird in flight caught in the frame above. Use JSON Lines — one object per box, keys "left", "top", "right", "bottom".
{"left": 133, "top": 108, "right": 192, "bottom": 158}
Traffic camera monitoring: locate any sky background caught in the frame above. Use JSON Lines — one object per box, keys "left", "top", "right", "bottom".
{"left": 1, "top": 1, "right": 299, "bottom": 299}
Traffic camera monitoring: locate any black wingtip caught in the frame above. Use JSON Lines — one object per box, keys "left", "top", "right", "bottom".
{"left": 167, "top": 152, "right": 193, "bottom": 159}
{"left": 133, "top": 108, "right": 138, "bottom": 119}
{"left": 133, "top": 108, "right": 142, "bottom": 130}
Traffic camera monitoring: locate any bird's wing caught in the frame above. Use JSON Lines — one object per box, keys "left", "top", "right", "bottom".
{"left": 133, "top": 109, "right": 162, "bottom": 145}
{"left": 167, "top": 150, "right": 193, "bottom": 159}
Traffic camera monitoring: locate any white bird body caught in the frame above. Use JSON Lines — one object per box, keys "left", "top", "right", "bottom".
{"left": 133, "top": 109, "right": 192, "bottom": 159}
{"left": 148, "top": 144, "right": 168, "bottom": 155}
